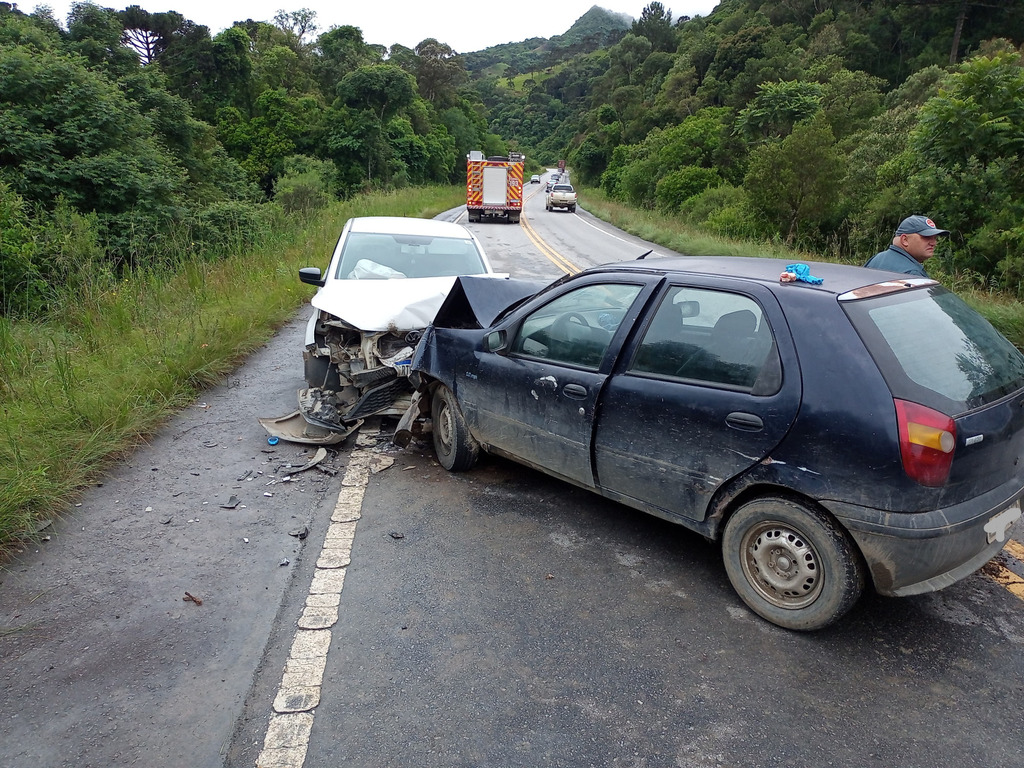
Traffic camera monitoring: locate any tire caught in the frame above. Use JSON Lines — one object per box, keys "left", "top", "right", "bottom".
{"left": 431, "top": 385, "right": 480, "bottom": 472}
{"left": 721, "top": 496, "right": 865, "bottom": 631}
{"left": 569, "top": 205, "right": 576, "bottom": 213}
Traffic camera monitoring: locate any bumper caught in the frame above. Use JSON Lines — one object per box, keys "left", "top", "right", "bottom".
{"left": 823, "top": 487, "right": 1023, "bottom": 596}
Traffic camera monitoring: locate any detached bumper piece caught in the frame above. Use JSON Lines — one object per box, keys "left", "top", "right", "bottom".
{"left": 258, "top": 411, "right": 362, "bottom": 445}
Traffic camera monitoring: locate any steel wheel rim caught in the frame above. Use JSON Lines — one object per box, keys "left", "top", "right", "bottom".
{"left": 436, "top": 400, "right": 454, "bottom": 451}
{"left": 739, "top": 520, "right": 823, "bottom": 609}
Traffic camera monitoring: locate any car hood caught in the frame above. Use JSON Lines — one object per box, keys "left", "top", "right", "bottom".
{"left": 432, "top": 275, "right": 550, "bottom": 329}
{"left": 311, "top": 276, "right": 465, "bottom": 332}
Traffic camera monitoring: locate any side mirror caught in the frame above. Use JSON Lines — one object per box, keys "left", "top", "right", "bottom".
{"left": 299, "top": 267, "right": 325, "bottom": 287}
{"left": 485, "top": 330, "right": 508, "bottom": 353}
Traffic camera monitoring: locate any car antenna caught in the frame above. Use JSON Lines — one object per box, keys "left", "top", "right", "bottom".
{"left": 636, "top": 250, "right": 652, "bottom": 260}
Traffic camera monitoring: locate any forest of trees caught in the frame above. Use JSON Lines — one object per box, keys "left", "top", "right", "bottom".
{"left": 0, "top": 2, "right": 505, "bottom": 315}
{"left": 3, "top": 0, "right": 1024, "bottom": 318}
{"left": 483, "top": 1, "right": 1024, "bottom": 291}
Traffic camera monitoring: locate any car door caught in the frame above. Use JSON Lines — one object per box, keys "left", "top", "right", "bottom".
{"left": 461, "top": 277, "right": 653, "bottom": 488}
{"left": 594, "top": 280, "right": 802, "bottom": 522}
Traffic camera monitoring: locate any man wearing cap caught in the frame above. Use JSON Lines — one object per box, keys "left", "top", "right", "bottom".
{"left": 864, "top": 215, "right": 949, "bottom": 276}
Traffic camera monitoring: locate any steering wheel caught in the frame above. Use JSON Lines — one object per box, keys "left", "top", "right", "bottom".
{"left": 551, "top": 311, "right": 591, "bottom": 338}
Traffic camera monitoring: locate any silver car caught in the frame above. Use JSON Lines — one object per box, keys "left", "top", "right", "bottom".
{"left": 261, "top": 216, "right": 496, "bottom": 444}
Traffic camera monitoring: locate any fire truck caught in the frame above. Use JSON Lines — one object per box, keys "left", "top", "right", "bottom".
{"left": 466, "top": 151, "right": 524, "bottom": 224}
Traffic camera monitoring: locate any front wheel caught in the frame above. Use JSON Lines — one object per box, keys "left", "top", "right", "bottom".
{"left": 721, "top": 496, "right": 865, "bottom": 631}
{"left": 431, "top": 385, "right": 479, "bottom": 471}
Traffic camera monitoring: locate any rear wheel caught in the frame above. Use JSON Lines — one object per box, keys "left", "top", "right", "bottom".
{"left": 721, "top": 496, "right": 865, "bottom": 631}
{"left": 431, "top": 385, "right": 479, "bottom": 471}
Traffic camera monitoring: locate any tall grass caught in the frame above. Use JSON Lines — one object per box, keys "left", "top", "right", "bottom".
{"left": 0, "top": 186, "right": 464, "bottom": 552}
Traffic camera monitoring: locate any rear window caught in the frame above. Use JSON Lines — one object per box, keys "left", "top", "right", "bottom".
{"left": 845, "top": 285, "right": 1024, "bottom": 412}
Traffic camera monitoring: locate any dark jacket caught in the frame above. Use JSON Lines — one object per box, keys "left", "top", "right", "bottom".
{"left": 864, "top": 245, "right": 927, "bottom": 277}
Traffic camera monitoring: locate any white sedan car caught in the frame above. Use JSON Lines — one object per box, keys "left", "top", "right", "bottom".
{"left": 260, "top": 216, "right": 496, "bottom": 444}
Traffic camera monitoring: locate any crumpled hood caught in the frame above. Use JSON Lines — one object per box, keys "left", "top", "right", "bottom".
{"left": 432, "top": 275, "right": 551, "bottom": 329}
{"left": 311, "top": 276, "right": 461, "bottom": 332}
{"left": 311, "top": 274, "right": 511, "bottom": 332}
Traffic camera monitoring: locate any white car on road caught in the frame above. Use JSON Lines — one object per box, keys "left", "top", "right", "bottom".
{"left": 261, "top": 216, "right": 496, "bottom": 444}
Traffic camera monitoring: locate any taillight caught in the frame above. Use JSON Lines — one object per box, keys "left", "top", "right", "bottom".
{"left": 894, "top": 399, "right": 956, "bottom": 487}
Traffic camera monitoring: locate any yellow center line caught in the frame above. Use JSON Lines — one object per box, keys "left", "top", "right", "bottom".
{"left": 1003, "top": 538, "right": 1024, "bottom": 562}
{"left": 986, "top": 538, "right": 1024, "bottom": 601}
{"left": 987, "top": 563, "right": 1024, "bottom": 600}
{"left": 520, "top": 213, "right": 582, "bottom": 275}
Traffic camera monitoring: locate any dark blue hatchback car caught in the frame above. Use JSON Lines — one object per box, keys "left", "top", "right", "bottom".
{"left": 397, "top": 257, "right": 1024, "bottom": 630}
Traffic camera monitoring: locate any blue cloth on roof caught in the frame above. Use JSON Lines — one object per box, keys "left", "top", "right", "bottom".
{"left": 785, "top": 263, "right": 823, "bottom": 285}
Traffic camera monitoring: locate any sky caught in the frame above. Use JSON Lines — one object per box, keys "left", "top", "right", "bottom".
{"left": 29, "top": 1, "right": 721, "bottom": 54}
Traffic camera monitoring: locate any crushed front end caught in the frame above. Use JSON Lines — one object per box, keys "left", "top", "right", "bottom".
{"left": 301, "top": 310, "right": 421, "bottom": 428}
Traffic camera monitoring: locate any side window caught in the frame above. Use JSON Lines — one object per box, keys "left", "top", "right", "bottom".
{"left": 511, "top": 283, "right": 643, "bottom": 369}
{"left": 630, "top": 286, "right": 781, "bottom": 393}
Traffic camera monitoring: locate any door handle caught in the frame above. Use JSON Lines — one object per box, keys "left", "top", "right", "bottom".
{"left": 726, "top": 411, "right": 763, "bottom": 431}
{"left": 562, "top": 384, "right": 588, "bottom": 399}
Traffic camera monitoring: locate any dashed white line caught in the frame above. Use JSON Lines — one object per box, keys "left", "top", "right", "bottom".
{"left": 256, "top": 428, "right": 391, "bottom": 768}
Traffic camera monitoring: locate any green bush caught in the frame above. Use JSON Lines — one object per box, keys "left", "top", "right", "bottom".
{"left": 186, "top": 201, "right": 274, "bottom": 254}
{"left": 0, "top": 183, "right": 42, "bottom": 317}
{"left": 679, "top": 184, "right": 762, "bottom": 240}
{"left": 656, "top": 166, "right": 722, "bottom": 212}
{"left": 274, "top": 155, "right": 336, "bottom": 216}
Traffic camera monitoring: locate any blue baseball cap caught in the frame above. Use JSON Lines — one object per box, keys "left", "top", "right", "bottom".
{"left": 895, "top": 215, "right": 948, "bottom": 237}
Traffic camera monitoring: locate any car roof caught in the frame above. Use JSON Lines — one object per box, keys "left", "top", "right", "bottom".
{"left": 348, "top": 216, "right": 474, "bottom": 238}
{"left": 585, "top": 255, "right": 932, "bottom": 296}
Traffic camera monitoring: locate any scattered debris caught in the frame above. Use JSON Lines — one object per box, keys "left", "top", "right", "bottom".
{"left": 145, "top": 506, "right": 153, "bottom": 512}
{"left": 220, "top": 495, "right": 240, "bottom": 509}
{"left": 289, "top": 526, "right": 309, "bottom": 540}
{"left": 243, "top": 537, "right": 249, "bottom": 543}
{"left": 237, "top": 469, "right": 253, "bottom": 482}
{"left": 203, "top": 441, "right": 218, "bottom": 448}
{"left": 290, "top": 447, "right": 328, "bottom": 474}
{"left": 34, "top": 520, "right": 53, "bottom": 534}
{"left": 264, "top": 492, "right": 274, "bottom": 497}
{"left": 183, "top": 592, "right": 203, "bottom": 606}
{"left": 370, "top": 456, "right": 396, "bottom": 474}
{"left": 160, "top": 516, "right": 172, "bottom": 525}
{"left": 389, "top": 531, "right": 405, "bottom": 540}
{"left": 279, "top": 558, "right": 290, "bottom": 567}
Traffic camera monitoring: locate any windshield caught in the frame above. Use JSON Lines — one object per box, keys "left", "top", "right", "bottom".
{"left": 846, "top": 286, "right": 1024, "bottom": 411}
{"left": 335, "top": 231, "right": 487, "bottom": 280}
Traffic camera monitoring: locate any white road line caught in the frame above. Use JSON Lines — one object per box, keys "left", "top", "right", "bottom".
{"left": 572, "top": 206, "right": 660, "bottom": 252}
{"left": 256, "top": 428, "right": 390, "bottom": 768}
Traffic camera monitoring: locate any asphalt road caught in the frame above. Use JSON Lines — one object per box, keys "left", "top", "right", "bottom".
{"left": 2, "top": 177, "right": 1024, "bottom": 768}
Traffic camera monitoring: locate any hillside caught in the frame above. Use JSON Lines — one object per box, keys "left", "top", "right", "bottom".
{"left": 462, "top": 6, "right": 631, "bottom": 76}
